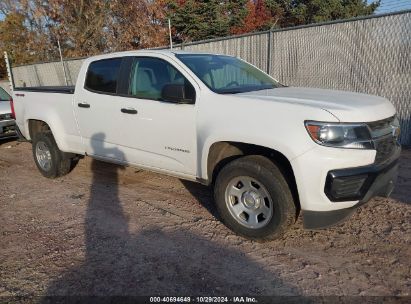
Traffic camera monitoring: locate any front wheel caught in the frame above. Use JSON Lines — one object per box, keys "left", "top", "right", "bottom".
{"left": 32, "top": 131, "right": 75, "bottom": 178}
{"left": 214, "top": 155, "right": 296, "bottom": 240}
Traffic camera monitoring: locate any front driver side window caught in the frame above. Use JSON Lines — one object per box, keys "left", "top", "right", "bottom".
{"left": 129, "top": 57, "right": 195, "bottom": 102}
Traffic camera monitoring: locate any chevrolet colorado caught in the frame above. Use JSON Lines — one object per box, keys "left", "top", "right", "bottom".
{"left": 11, "top": 50, "right": 401, "bottom": 240}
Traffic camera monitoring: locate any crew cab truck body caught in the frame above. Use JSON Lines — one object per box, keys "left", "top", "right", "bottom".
{"left": 11, "top": 50, "right": 401, "bottom": 240}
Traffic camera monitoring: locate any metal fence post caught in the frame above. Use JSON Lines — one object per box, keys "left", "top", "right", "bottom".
{"left": 33, "top": 64, "right": 41, "bottom": 87}
{"left": 58, "top": 39, "right": 69, "bottom": 86}
{"left": 267, "top": 30, "right": 272, "bottom": 75}
{"left": 64, "top": 61, "right": 73, "bottom": 86}
{"left": 4, "top": 52, "right": 15, "bottom": 92}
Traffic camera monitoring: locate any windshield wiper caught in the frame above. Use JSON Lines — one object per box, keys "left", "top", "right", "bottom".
{"left": 219, "top": 90, "right": 243, "bottom": 94}
{"left": 256, "top": 87, "right": 274, "bottom": 91}
{"left": 218, "top": 85, "right": 277, "bottom": 94}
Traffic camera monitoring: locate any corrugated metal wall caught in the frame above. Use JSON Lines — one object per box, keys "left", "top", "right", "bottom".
{"left": 10, "top": 11, "right": 411, "bottom": 145}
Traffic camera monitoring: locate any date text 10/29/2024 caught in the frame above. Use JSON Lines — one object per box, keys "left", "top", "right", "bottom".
{"left": 150, "top": 297, "right": 258, "bottom": 303}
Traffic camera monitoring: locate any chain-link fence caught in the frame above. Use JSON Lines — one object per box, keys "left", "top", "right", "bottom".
{"left": 9, "top": 11, "right": 411, "bottom": 145}
{"left": 12, "top": 57, "right": 85, "bottom": 88}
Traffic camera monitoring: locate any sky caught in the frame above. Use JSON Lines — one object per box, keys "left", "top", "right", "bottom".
{"left": 371, "top": 0, "right": 411, "bottom": 14}
{"left": 0, "top": 1, "right": 410, "bottom": 21}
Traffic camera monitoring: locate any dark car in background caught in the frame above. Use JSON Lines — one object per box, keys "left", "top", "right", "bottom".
{"left": 0, "top": 86, "right": 16, "bottom": 138}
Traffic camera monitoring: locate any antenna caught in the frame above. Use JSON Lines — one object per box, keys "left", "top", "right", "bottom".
{"left": 168, "top": 18, "right": 173, "bottom": 50}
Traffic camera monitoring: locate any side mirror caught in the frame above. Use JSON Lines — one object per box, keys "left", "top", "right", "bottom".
{"left": 161, "top": 83, "right": 195, "bottom": 104}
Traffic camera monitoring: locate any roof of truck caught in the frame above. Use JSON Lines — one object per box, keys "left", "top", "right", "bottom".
{"left": 85, "top": 49, "right": 227, "bottom": 62}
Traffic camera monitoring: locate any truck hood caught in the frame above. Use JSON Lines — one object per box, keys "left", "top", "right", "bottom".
{"left": 237, "top": 87, "right": 396, "bottom": 122}
{"left": 0, "top": 101, "right": 11, "bottom": 115}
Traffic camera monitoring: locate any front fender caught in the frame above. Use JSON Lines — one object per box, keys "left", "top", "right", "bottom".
{"left": 197, "top": 93, "right": 339, "bottom": 181}
{"left": 198, "top": 134, "right": 313, "bottom": 181}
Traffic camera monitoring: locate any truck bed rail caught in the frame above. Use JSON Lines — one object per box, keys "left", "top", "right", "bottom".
{"left": 14, "top": 86, "right": 75, "bottom": 94}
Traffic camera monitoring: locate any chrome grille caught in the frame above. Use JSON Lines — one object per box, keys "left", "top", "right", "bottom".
{"left": 366, "top": 116, "right": 398, "bottom": 164}
{"left": 373, "top": 136, "right": 397, "bottom": 164}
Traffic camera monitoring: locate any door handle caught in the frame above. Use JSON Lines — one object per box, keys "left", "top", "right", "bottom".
{"left": 121, "top": 108, "right": 138, "bottom": 114}
{"left": 78, "top": 102, "right": 90, "bottom": 108}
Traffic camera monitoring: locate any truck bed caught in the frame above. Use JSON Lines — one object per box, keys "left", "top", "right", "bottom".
{"left": 14, "top": 86, "right": 75, "bottom": 94}
{"left": 12, "top": 85, "right": 81, "bottom": 153}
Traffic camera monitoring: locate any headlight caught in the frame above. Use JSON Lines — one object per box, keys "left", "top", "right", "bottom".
{"left": 305, "top": 121, "right": 373, "bottom": 149}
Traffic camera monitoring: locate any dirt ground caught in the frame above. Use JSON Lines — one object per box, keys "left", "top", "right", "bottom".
{"left": 0, "top": 138, "right": 410, "bottom": 298}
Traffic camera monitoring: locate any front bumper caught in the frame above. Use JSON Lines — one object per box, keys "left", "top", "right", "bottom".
{"left": 0, "top": 119, "right": 17, "bottom": 138}
{"left": 303, "top": 145, "right": 401, "bottom": 229}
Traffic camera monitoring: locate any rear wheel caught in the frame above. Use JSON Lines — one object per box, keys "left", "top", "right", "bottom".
{"left": 32, "top": 131, "right": 75, "bottom": 178}
{"left": 214, "top": 155, "right": 296, "bottom": 240}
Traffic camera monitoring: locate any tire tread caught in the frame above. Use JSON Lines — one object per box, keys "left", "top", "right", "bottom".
{"left": 214, "top": 155, "right": 296, "bottom": 241}
{"left": 32, "top": 131, "right": 75, "bottom": 179}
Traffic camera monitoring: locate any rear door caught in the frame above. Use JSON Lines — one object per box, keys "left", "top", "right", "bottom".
{"left": 74, "top": 57, "right": 127, "bottom": 161}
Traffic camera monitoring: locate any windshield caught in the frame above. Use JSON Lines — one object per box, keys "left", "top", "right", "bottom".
{"left": 0, "top": 87, "right": 10, "bottom": 101}
{"left": 176, "top": 54, "right": 282, "bottom": 94}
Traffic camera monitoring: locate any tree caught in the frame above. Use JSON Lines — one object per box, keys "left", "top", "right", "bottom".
{"left": 0, "top": 0, "right": 169, "bottom": 75}
{"left": 46, "top": 0, "right": 167, "bottom": 57}
{"left": 46, "top": 0, "right": 110, "bottom": 57}
{"left": 168, "top": 0, "right": 379, "bottom": 41}
{"left": 231, "top": 0, "right": 272, "bottom": 34}
{"left": 107, "top": 0, "right": 168, "bottom": 51}
{"left": 0, "top": 0, "right": 380, "bottom": 79}
{"left": 265, "top": 0, "right": 380, "bottom": 27}
{"left": 166, "top": 0, "right": 248, "bottom": 43}
{"left": 0, "top": 12, "right": 38, "bottom": 78}
{"left": 0, "top": 0, "right": 61, "bottom": 78}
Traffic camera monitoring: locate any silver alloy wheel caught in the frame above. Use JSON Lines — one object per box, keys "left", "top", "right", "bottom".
{"left": 224, "top": 176, "right": 274, "bottom": 229}
{"left": 35, "top": 141, "right": 52, "bottom": 171}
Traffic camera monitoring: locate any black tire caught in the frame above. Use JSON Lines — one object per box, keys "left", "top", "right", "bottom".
{"left": 32, "top": 131, "right": 72, "bottom": 178}
{"left": 214, "top": 155, "right": 296, "bottom": 241}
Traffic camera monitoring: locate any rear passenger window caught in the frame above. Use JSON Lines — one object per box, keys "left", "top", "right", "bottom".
{"left": 85, "top": 58, "right": 122, "bottom": 94}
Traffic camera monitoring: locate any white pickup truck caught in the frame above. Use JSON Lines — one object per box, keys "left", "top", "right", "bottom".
{"left": 11, "top": 50, "right": 401, "bottom": 240}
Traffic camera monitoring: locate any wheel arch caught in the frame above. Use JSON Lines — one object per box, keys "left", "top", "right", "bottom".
{"left": 28, "top": 119, "right": 51, "bottom": 140}
{"left": 205, "top": 141, "right": 301, "bottom": 216}
{"left": 27, "top": 119, "right": 75, "bottom": 159}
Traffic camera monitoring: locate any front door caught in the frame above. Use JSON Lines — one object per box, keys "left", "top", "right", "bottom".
{"left": 115, "top": 56, "right": 198, "bottom": 176}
